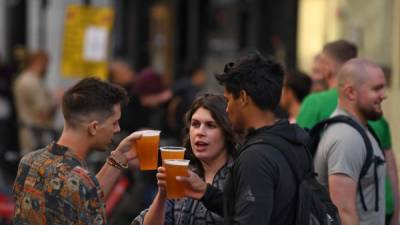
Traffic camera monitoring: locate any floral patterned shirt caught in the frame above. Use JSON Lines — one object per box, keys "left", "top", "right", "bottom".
{"left": 13, "top": 143, "right": 106, "bottom": 225}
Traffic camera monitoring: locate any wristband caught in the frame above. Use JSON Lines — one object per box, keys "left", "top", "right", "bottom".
{"left": 107, "top": 151, "right": 128, "bottom": 170}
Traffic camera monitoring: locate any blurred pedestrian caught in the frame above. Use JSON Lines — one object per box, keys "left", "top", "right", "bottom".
{"left": 13, "top": 51, "right": 57, "bottom": 154}
{"left": 167, "top": 63, "right": 207, "bottom": 140}
{"left": 134, "top": 68, "right": 173, "bottom": 139}
{"left": 108, "top": 59, "right": 137, "bottom": 137}
{"left": 310, "top": 53, "right": 328, "bottom": 92}
{"left": 279, "top": 70, "right": 312, "bottom": 123}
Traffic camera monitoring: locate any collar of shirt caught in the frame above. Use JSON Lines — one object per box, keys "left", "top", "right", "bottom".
{"left": 47, "top": 142, "right": 88, "bottom": 169}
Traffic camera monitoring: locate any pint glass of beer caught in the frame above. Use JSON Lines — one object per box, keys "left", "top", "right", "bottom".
{"left": 160, "top": 146, "right": 186, "bottom": 162}
{"left": 164, "top": 159, "right": 190, "bottom": 199}
{"left": 135, "top": 130, "right": 161, "bottom": 170}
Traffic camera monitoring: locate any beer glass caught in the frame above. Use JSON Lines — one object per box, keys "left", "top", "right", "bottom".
{"left": 135, "top": 130, "right": 161, "bottom": 170}
{"left": 160, "top": 146, "right": 186, "bottom": 162}
{"left": 164, "top": 159, "right": 190, "bottom": 199}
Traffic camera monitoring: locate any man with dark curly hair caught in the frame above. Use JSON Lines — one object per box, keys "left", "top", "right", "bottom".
{"left": 213, "top": 52, "right": 314, "bottom": 224}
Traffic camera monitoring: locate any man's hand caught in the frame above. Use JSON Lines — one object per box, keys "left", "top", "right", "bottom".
{"left": 177, "top": 171, "right": 207, "bottom": 200}
{"left": 114, "top": 131, "right": 142, "bottom": 168}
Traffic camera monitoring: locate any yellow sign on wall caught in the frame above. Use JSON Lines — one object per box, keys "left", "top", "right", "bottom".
{"left": 61, "top": 4, "right": 114, "bottom": 80}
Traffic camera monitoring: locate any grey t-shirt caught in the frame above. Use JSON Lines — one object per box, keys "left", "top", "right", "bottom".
{"left": 314, "top": 108, "right": 386, "bottom": 225}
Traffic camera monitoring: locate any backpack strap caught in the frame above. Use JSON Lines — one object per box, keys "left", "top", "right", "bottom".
{"left": 365, "top": 123, "right": 387, "bottom": 211}
{"left": 366, "top": 124, "right": 383, "bottom": 150}
{"left": 312, "top": 115, "right": 380, "bottom": 211}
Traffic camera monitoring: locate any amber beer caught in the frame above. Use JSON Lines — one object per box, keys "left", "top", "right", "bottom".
{"left": 160, "top": 146, "right": 186, "bottom": 161}
{"left": 164, "top": 159, "right": 190, "bottom": 199}
{"left": 135, "top": 130, "right": 161, "bottom": 170}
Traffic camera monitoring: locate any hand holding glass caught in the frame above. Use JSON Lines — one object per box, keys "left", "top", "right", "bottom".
{"left": 134, "top": 130, "right": 160, "bottom": 170}
{"left": 164, "top": 159, "right": 190, "bottom": 199}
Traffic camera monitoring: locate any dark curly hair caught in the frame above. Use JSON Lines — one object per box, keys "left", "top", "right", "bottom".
{"left": 182, "top": 93, "right": 237, "bottom": 176}
{"left": 215, "top": 51, "right": 285, "bottom": 111}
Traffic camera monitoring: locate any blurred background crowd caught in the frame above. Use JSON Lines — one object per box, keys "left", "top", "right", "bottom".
{"left": 0, "top": 0, "right": 399, "bottom": 224}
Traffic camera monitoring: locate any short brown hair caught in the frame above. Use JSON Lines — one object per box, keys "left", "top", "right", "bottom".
{"left": 62, "top": 78, "right": 128, "bottom": 128}
{"left": 27, "top": 50, "right": 48, "bottom": 66}
{"left": 323, "top": 40, "right": 357, "bottom": 64}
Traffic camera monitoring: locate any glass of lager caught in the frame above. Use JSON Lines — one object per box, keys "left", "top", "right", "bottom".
{"left": 164, "top": 159, "right": 190, "bottom": 199}
{"left": 135, "top": 130, "right": 161, "bottom": 170}
{"left": 160, "top": 146, "right": 186, "bottom": 163}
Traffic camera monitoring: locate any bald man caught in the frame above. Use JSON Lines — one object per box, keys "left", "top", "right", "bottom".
{"left": 313, "top": 58, "right": 387, "bottom": 225}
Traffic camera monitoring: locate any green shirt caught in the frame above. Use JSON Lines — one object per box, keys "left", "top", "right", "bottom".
{"left": 297, "top": 88, "right": 391, "bottom": 149}
{"left": 297, "top": 88, "right": 394, "bottom": 213}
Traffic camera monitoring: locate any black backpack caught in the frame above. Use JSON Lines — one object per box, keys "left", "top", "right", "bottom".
{"left": 307, "top": 115, "right": 385, "bottom": 212}
{"left": 241, "top": 129, "right": 341, "bottom": 225}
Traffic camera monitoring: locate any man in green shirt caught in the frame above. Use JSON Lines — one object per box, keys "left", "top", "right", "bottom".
{"left": 297, "top": 40, "right": 399, "bottom": 225}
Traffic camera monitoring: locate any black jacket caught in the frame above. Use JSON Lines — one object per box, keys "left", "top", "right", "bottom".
{"left": 201, "top": 119, "right": 311, "bottom": 225}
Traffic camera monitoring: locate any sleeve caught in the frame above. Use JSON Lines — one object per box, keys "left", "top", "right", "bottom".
{"left": 12, "top": 158, "right": 31, "bottom": 219}
{"left": 230, "top": 148, "right": 276, "bottom": 225}
{"left": 321, "top": 126, "right": 366, "bottom": 181}
{"left": 131, "top": 209, "right": 148, "bottom": 225}
{"left": 13, "top": 156, "right": 31, "bottom": 192}
{"left": 131, "top": 200, "right": 175, "bottom": 225}
{"left": 69, "top": 169, "right": 107, "bottom": 225}
{"left": 296, "top": 95, "right": 320, "bottom": 129}
{"left": 369, "top": 117, "right": 392, "bottom": 150}
{"left": 200, "top": 184, "right": 224, "bottom": 216}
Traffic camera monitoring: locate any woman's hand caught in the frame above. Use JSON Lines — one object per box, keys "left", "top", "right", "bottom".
{"left": 156, "top": 166, "right": 167, "bottom": 198}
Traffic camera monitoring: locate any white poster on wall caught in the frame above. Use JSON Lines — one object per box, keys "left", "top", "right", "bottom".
{"left": 83, "top": 26, "right": 108, "bottom": 62}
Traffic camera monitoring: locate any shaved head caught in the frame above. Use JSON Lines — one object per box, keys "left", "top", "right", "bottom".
{"left": 337, "top": 58, "right": 386, "bottom": 122}
{"left": 337, "top": 58, "right": 382, "bottom": 90}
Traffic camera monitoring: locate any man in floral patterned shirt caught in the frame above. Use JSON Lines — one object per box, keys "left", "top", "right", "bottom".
{"left": 13, "top": 78, "right": 141, "bottom": 224}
